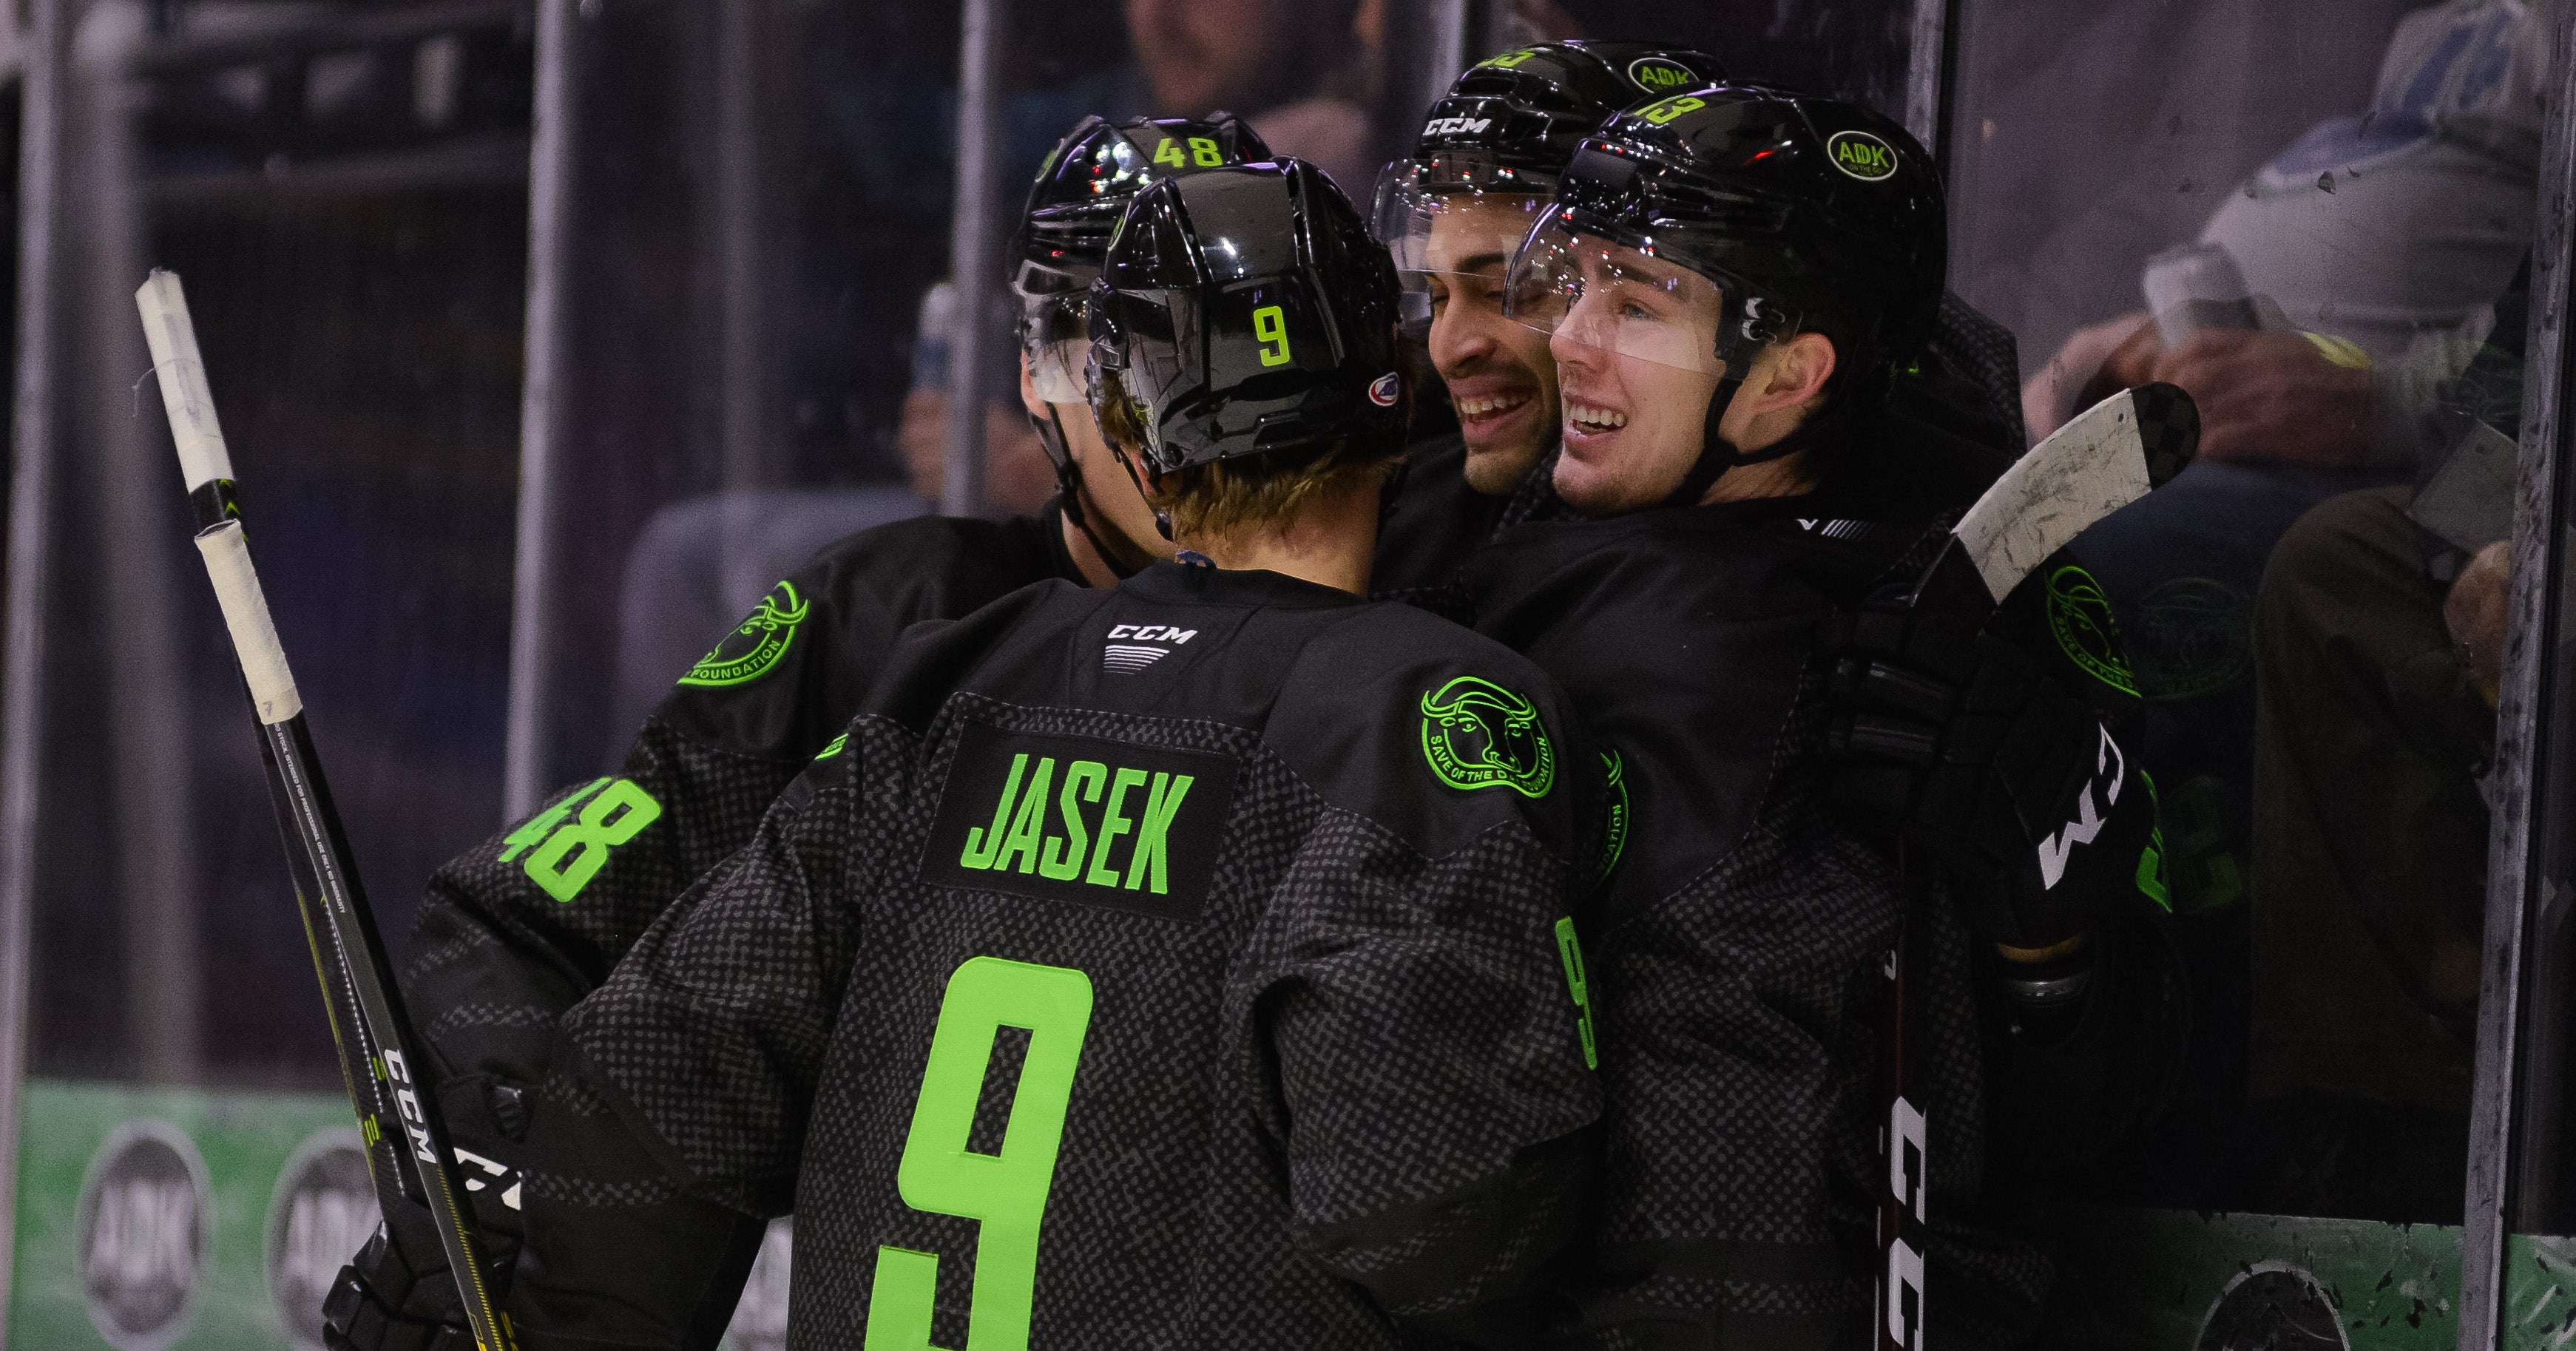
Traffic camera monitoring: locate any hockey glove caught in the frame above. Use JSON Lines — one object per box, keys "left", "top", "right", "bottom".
{"left": 322, "top": 1193, "right": 510, "bottom": 1351}
{"left": 1826, "top": 559, "right": 2163, "bottom": 951}
{"left": 324, "top": 1077, "right": 527, "bottom": 1351}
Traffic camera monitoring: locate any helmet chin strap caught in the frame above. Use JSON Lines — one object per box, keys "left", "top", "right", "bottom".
{"left": 1657, "top": 305, "right": 1822, "bottom": 510}
{"left": 1035, "top": 404, "right": 1148, "bottom": 579}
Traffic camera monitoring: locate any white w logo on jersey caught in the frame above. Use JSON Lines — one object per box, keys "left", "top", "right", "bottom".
{"left": 2037, "top": 724, "right": 2125, "bottom": 890}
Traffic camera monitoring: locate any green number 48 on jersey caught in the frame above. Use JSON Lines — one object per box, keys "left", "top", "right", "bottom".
{"left": 498, "top": 776, "right": 661, "bottom": 902}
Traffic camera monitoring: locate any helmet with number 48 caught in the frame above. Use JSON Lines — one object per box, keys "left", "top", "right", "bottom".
{"left": 1015, "top": 114, "right": 1274, "bottom": 407}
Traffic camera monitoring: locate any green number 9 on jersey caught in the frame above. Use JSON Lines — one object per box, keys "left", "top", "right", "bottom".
{"left": 867, "top": 957, "right": 1096, "bottom": 1351}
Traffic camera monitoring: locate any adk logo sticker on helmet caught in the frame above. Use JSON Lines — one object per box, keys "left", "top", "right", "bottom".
{"left": 78, "top": 1120, "right": 213, "bottom": 1351}
{"left": 1827, "top": 129, "right": 1899, "bottom": 181}
{"left": 1369, "top": 372, "right": 1401, "bottom": 407}
{"left": 2046, "top": 564, "right": 2140, "bottom": 697}
{"left": 266, "top": 1128, "right": 373, "bottom": 1351}
{"left": 1626, "top": 57, "right": 1697, "bottom": 93}
{"left": 680, "top": 578, "right": 811, "bottom": 688}
{"left": 1420, "top": 675, "right": 1556, "bottom": 797}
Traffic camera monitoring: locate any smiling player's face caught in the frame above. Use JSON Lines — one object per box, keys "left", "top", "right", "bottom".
{"left": 1422, "top": 196, "right": 1563, "bottom": 495}
{"left": 1537, "top": 240, "right": 1727, "bottom": 515}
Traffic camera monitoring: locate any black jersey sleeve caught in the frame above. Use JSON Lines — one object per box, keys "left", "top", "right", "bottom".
{"left": 403, "top": 518, "right": 1059, "bottom": 1163}
{"left": 1259, "top": 613, "right": 1608, "bottom": 1341}
{"left": 506, "top": 734, "right": 877, "bottom": 1350}
{"left": 399, "top": 562, "right": 868, "bottom": 1170}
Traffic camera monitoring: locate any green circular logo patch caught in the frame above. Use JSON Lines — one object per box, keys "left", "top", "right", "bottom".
{"left": 2131, "top": 576, "right": 2251, "bottom": 701}
{"left": 680, "top": 579, "right": 811, "bottom": 688}
{"left": 2044, "top": 564, "right": 2139, "bottom": 697}
{"left": 1627, "top": 58, "right": 1695, "bottom": 93}
{"left": 1420, "top": 676, "right": 1556, "bottom": 798}
{"left": 1826, "top": 129, "right": 1899, "bottom": 181}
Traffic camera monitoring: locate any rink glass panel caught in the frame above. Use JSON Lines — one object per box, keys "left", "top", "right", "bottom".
{"left": 1947, "top": 0, "right": 2566, "bottom": 1346}
{"left": 507, "top": 0, "right": 1940, "bottom": 796}
{"left": 7, "top": 2, "right": 532, "bottom": 1347}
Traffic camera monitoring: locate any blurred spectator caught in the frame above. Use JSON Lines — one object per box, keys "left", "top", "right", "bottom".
{"left": 2032, "top": 0, "right": 2542, "bottom": 1206}
{"left": 1123, "top": 0, "right": 1381, "bottom": 190}
{"left": 2059, "top": 0, "right": 2537, "bottom": 915}
{"left": 896, "top": 280, "right": 1058, "bottom": 513}
{"left": 2241, "top": 484, "right": 2501, "bottom": 1222}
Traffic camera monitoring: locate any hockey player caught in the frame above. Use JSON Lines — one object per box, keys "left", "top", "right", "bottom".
{"left": 1368, "top": 42, "right": 2032, "bottom": 609}
{"left": 1464, "top": 87, "right": 2159, "bottom": 1342}
{"left": 322, "top": 112, "right": 1270, "bottom": 1350}
{"left": 1368, "top": 41, "right": 1728, "bottom": 606}
{"left": 498, "top": 160, "right": 1604, "bottom": 1348}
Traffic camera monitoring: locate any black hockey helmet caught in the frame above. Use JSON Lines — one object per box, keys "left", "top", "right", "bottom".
{"left": 1506, "top": 84, "right": 1947, "bottom": 501}
{"left": 1087, "top": 159, "right": 1407, "bottom": 475}
{"left": 1015, "top": 114, "right": 1274, "bottom": 404}
{"left": 1372, "top": 41, "right": 1726, "bottom": 334}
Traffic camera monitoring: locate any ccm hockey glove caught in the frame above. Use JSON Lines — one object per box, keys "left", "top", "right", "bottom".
{"left": 322, "top": 1190, "right": 512, "bottom": 1351}
{"left": 324, "top": 1079, "right": 527, "bottom": 1351}
{"left": 1826, "top": 558, "right": 2165, "bottom": 951}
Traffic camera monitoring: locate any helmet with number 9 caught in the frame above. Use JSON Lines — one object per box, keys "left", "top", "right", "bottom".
{"left": 1086, "top": 159, "right": 1407, "bottom": 475}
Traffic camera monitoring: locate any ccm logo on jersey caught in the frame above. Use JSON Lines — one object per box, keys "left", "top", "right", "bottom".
{"left": 1106, "top": 623, "right": 1197, "bottom": 643}
{"left": 2037, "top": 723, "right": 2126, "bottom": 889}
{"left": 1423, "top": 115, "right": 1493, "bottom": 137}
{"left": 923, "top": 722, "right": 1239, "bottom": 922}
{"left": 1103, "top": 623, "right": 1197, "bottom": 673}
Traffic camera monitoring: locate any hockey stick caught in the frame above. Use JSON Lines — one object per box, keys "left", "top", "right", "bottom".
{"left": 135, "top": 269, "right": 518, "bottom": 1351}
{"left": 1873, "top": 382, "right": 2197, "bottom": 1351}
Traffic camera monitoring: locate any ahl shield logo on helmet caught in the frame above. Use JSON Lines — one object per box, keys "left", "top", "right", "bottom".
{"left": 1369, "top": 372, "right": 1401, "bottom": 407}
{"left": 1827, "top": 129, "right": 1899, "bottom": 181}
{"left": 1626, "top": 58, "right": 1695, "bottom": 93}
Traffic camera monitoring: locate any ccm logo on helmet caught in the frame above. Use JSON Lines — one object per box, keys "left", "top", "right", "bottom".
{"left": 1422, "top": 116, "right": 1493, "bottom": 138}
{"left": 1369, "top": 373, "right": 1401, "bottom": 407}
{"left": 1627, "top": 58, "right": 1694, "bottom": 92}
{"left": 1827, "top": 129, "right": 1899, "bottom": 181}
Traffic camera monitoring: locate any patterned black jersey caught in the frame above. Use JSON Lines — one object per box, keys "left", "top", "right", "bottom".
{"left": 512, "top": 563, "right": 1608, "bottom": 1351}
{"left": 404, "top": 508, "right": 1081, "bottom": 1159}
{"left": 1370, "top": 433, "right": 1572, "bottom": 621}
{"left": 1458, "top": 483, "right": 2047, "bottom": 1349}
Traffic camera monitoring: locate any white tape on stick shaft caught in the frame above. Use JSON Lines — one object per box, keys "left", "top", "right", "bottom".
{"left": 193, "top": 521, "right": 302, "bottom": 724}
{"left": 135, "top": 268, "right": 235, "bottom": 492}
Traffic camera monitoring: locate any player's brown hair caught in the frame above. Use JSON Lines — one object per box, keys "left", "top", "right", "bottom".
{"left": 1092, "top": 368, "right": 1407, "bottom": 538}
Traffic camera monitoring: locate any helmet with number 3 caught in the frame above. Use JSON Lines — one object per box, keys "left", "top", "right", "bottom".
{"left": 1087, "top": 159, "right": 1407, "bottom": 474}
{"left": 1502, "top": 84, "right": 1947, "bottom": 499}
{"left": 1015, "top": 115, "right": 1274, "bottom": 407}
{"left": 1508, "top": 84, "right": 1947, "bottom": 393}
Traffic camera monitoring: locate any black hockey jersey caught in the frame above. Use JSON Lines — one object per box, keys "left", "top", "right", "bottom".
{"left": 1457, "top": 482, "right": 2046, "bottom": 1347}
{"left": 511, "top": 562, "right": 1607, "bottom": 1350}
{"left": 404, "top": 507, "right": 1085, "bottom": 1150}
{"left": 1370, "top": 432, "right": 1572, "bottom": 620}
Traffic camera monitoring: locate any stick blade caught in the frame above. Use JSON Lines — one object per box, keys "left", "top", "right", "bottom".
{"left": 2127, "top": 380, "right": 2200, "bottom": 488}
{"left": 1950, "top": 382, "right": 2199, "bottom": 602}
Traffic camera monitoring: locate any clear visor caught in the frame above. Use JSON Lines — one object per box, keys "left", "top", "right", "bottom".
{"left": 1371, "top": 158, "right": 1552, "bottom": 339}
{"left": 1020, "top": 291, "right": 1092, "bottom": 405}
{"left": 1503, "top": 220, "right": 1728, "bottom": 375}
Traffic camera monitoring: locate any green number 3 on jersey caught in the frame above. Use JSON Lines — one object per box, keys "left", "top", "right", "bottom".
{"left": 867, "top": 957, "right": 1095, "bottom": 1351}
